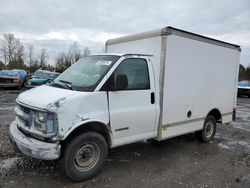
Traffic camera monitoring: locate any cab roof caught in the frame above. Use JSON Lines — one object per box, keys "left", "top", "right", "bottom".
{"left": 91, "top": 53, "right": 153, "bottom": 57}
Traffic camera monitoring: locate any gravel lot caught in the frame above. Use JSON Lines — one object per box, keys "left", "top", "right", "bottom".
{"left": 0, "top": 89, "right": 250, "bottom": 188}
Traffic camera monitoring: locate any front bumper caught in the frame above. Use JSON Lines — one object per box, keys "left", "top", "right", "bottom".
{"left": 26, "top": 81, "right": 45, "bottom": 88}
{"left": 25, "top": 84, "right": 36, "bottom": 88}
{"left": 26, "top": 82, "right": 37, "bottom": 88}
{"left": 9, "top": 121, "right": 61, "bottom": 160}
{"left": 0, "top": 82, "right": 20, "bottom": 88}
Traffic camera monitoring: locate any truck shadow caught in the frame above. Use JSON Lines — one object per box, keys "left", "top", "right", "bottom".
{"left": 5, "top": 133, "right": 219, "bottom": 187}
{"left": 46, "top": 133, "right": 215, "bottom": 183}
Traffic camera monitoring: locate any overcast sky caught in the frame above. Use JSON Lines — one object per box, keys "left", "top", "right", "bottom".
{"left": 0, "top": 0, "right": 249, "bottom": 66}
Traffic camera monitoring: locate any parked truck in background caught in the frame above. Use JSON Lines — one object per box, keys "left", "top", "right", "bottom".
{"left": 9, "top": 26, "right": 240, "bottom": 181}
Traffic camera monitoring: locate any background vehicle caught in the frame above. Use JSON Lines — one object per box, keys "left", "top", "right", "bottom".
{"left": 10, "top": 26, "right": 240, "bottom": 181}
{"left": 26, "top": 70, "right": 60, "bottom": 88}
{"left": 238, "top": 81, "right": 250, "bottom": 97}
{"left": 0, "top": 69, "right": 27, "bottom": 89}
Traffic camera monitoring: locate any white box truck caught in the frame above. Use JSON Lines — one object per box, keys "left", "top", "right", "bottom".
{"left": 9, "top": 26, "right": 240, "bottom": 181}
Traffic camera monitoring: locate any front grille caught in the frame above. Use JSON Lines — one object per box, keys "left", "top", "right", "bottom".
{"left": 0, "top": 78, "right": 13, "bottom": 83}
{"left": 16, "top": 104, "right": 32, "bottom": 128}
{"left": 18, "top": 116, "right": 29, "bottom": 126}
{"left": 31, "top": 82, "right": 41, "bottom": 86}
{"left": 17, "top": 104, "right": 31, "bottom": 114}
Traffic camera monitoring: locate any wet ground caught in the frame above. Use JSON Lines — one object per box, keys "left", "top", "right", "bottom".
{"left": 0, "top": 89, "right": 249, "bottom": 188}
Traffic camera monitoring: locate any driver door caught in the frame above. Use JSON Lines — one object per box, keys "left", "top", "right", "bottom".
{"left": 107, "top": 58, "right": 157, "bottom": 146}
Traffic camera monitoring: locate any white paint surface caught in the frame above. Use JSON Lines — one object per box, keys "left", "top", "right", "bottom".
{"left": 11, "top": 28, "right": 241, "bottom": 160}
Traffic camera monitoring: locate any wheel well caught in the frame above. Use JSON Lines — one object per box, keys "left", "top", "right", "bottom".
{"left": 61, "top": 122, "right": 111, "bottom": 149}
{"left": 207, "top": 109, "right": 222, "bottom": 123}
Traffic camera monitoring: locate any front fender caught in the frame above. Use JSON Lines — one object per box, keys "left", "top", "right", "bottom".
{"left": 60, "top": 118, "right": 114, "bottom": 146}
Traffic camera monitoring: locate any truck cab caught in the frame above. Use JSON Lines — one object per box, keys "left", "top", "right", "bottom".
{"left": 10, "top": 54, "right": 158, "bottom": 181}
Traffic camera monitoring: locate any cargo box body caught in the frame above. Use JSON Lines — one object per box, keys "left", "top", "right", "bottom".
{"left": 106, "top": 27, "right": 240, "bottom": 140}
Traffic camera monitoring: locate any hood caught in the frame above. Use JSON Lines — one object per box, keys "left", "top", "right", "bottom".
{"left": 17, "top": 85, "right": 78, "bottom": 109}
{"left": 0, "top": 75, "right": 18, "bottom": 79}
{"left": 29, "top": 78, "right": 48, "bottom": 83}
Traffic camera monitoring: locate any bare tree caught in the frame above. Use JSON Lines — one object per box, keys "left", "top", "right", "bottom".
{"left": 65, "top": 47, "right": 74, "bottom": 67}
{"left": 0, "top": 33, "right": 22, "bottom": 65}
{"left": 55, "top": 43, "right": 88, "bottom": 72}
{"left": 83, "top": 47, "right": 90, "bottom": 57}
{"left": 27, "top": 44, "right": 34, "bottom": 67}
{"left": 15, "top": 42, "right": 25, "bottom": 62}
{"left": 71, "top": 42, "right": 82, "bottom": 62}
{"left": 0, "top": 33, "right": 26, "bottom": 69}
{"left": 55, "top": 52, "right": 66, "bottom": 72}
{"left": 0, "top": 60, "right": 5, "bottom": 69}
{"left": 4, "top": 33, "right": 16, "bottom": 64}
{"left": 39, "top": 48, "right": 48, "bottom": 68}
{"left": 74, "top": 49, "right": 81, "bottom": 62}
{"left": 55, "top": 49, "right": 73, "bottom": 73}
{"left": 0, "top": 44, "right": 7, "bottom": 65}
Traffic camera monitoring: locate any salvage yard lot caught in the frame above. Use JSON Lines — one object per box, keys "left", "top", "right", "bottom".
{"left": 0, "top": 89, "right": 250, "bottom": 188}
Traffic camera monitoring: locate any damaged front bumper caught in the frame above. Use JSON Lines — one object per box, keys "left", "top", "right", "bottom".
{"left": 9, "top": 121, "right": 61, "bottom": 160}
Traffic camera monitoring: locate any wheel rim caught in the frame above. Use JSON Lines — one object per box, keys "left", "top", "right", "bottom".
{"left": 74, "top": 143, "right": 100, "bottom": 171}
{"left": 204, "top": 121, "right": 214, "bottom": 137}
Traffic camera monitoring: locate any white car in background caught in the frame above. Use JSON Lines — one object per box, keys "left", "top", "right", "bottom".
{"left": 238, "top": 81, "right": 250, "bottom": 97}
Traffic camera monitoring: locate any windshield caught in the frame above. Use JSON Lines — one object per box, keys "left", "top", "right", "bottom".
{"left": 32, "top": 71, "right": 44, "bottom": 78}
{"left": 33, "top": 71, "right": 60, "bottom": 80}
{"left": 53, "top": 55, "right": 120, "bottom": 91}
{"left": 238, "top": 82, "right": 250, "bottom": 87}
{"left": 0, "top": 70, "right": 18, "bottom": 77}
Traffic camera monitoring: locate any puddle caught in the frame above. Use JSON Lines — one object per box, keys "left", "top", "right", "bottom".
{"left": 217, "top": 143, "right": 230, "bottom": 150}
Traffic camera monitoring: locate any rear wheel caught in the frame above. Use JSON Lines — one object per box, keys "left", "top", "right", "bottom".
{"left": 195, "top": 115, "right": 216, "bottom": 143}
{"left": 62, "top": 132, "right": 108, "bottom": 182}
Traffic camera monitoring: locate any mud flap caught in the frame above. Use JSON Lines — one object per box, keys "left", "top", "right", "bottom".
{"left": 232, "top": 111, "right": 236, "bottom": 121}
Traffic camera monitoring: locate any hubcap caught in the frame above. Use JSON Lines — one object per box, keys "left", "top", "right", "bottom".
{"left": 74, "top": 143, "right": 100, "bottom": 171}
{"left": 204, "top": 121, "right": 214, "bottom": 137}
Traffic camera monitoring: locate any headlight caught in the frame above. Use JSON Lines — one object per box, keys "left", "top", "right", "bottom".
{"left": 34, "top": 111, "right": 58, "bottom": 137}
{"left": 46, "top": 113, "right": 56, "bottom": 134}
{"left": 38, "top": 112, "right": 46, "bottom": 123}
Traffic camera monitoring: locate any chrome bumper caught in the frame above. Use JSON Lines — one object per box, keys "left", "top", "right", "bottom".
{"left": 0, "top": 83, "right": 19, "bottom": 88}
{"left": 9, "top": 121, "right": 61, "bottom": 160}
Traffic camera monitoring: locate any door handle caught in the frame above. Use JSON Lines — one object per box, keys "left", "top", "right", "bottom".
{"left": 151, "top": 92, "right": 155, "bottom": 104}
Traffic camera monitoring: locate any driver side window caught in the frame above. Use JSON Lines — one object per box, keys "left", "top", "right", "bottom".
{"left": 114, "top": 58, "right": 150, "bottom": 90}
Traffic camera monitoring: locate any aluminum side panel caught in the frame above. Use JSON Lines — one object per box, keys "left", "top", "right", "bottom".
{"left": 161, "top": 35, "right": 239, "bottom": 137}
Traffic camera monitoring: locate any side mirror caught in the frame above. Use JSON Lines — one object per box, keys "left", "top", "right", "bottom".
{"left": 115, "top": 74, "right": 128, "bottom": 90}
{"left": 101, "top": 74, "right": 128, "bottom": 91}
{"left": 47, "top": 79, "right": 52, "bottom": 83}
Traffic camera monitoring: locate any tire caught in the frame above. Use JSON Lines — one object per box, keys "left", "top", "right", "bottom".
{"left": 62, "top": 132, "right": 108, "bottom": 182}
{"left": 17, "top": 83, "right": 22, "bottom": 90}
{"left": 195, "top": 115, "right": 216, "bottom": 143}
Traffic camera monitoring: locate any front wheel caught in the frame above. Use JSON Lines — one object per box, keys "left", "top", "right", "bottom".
{"left": 62, "top": 132, "right": 108, "bottom": 182}
{"left": 195, "top": 115, "right": 216, "bottom": 143}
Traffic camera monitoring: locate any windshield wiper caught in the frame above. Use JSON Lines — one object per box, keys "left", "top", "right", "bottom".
{"left": 59, "top": 80, "right": 74, "bottom": 90}
{"left": 59, "top": 80, "right": 72, "bottom": 85}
